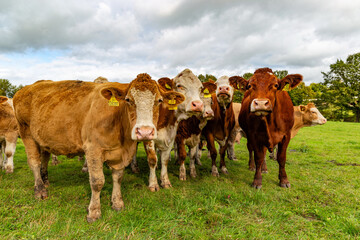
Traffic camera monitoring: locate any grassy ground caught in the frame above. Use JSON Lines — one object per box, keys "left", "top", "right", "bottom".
{"left": 0, "top": 121, "right": 360, "bottom": 239}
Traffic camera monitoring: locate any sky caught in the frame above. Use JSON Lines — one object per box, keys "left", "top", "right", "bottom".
{"left": 1, "top": 0, "right": 360, "bottom": 86}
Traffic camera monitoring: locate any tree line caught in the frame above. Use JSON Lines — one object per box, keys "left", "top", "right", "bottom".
{"left": 2, "top": 53, "right": 360, "bottom": 122}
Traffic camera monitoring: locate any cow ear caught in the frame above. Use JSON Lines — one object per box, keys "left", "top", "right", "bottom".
{"left": 229, "top": 76, "right": 248, "bottom": 91}
{"left": 0, "top": 96, "right": 8, "bottom": 104}
{"left": 158, "top": 77, "right": 174, "bottom": 91}
{"left": 299, "top": 105, "right": 306, "bottom": 112}
{"left": 202, "top": 81, "right": 217, "bottom": 96}
{"left": 278, "top": 74, "right": 303, "bottom": 90}
{"left": 161, "top": 91, "right": 185, "bottom": 110}
{"left": 100, "top": 87, "right": 126, "bottom": 101}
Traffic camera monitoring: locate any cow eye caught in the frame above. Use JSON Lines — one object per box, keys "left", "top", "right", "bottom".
{"left": 274, "top": 84, "right": 279, "bottom": 88}
{"left": 177, "top": 85, "right": 185, "bottom": 90}
{"left": 125, "top": 97, "right": 130, "bottom": 102}
{"left": 246, "top": 84, "right": 251, "bottom": 90}
{"left": 158, "top": 98, "right": 163, "bottom": 103}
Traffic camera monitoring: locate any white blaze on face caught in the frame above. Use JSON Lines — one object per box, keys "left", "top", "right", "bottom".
{"left": 216, "top": 76, "right": 234, "bottom": 105}
{"left": 310, "top": 107, "right": 327, "bottom": 125}
{"left": 130, "top": 88, "right": 157, "bottom": 140}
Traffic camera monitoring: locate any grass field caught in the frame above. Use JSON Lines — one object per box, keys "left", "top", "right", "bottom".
{"left": 0, "top": 121, "right": 360, "bottom": 239}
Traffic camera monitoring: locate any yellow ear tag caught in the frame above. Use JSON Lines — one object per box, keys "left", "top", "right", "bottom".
{"left": 203, "top": 88, "right": 209, "bottom": 94}
{"left": 203, "top": 88, "right": 211, "bottom": 98}
{"left": 165, "top": 83, "right": 172, "bottom": 90}
{"left": 108, "top": 95, "right": 119, "bottom": 107}
{"left": 237, "top": 83, "right": 240, "bottom": 89}
{"left": 168, "top": 99, "right": 177, "bottom": 110}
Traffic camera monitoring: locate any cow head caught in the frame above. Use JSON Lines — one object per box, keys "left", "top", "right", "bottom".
{"left": 0, "top": 96, "right": 8, "bottom": 104}
{"left": 201, "top": 81, "right": 217, "bottom": 119}
{"left": 94, "top": 76, "right": 109, "bottom": 83}
{"left": 231, "top": 68, "right": 303, "bottom": 116}
{"left": 299, "top": 103, "right": 327, "bottom": 125}
{"left": 101, "top": 73, "right": 185, "bottom": 141}
{"left": 158, "top": 69, "right": 204, "bottom": 116}
{"left": 215, "top": 76, "right": 242, "bottom": 107}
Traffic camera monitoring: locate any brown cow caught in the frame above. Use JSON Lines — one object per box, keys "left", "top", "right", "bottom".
{"left": 175, "top": 81, "right": 217, "bottom": 180}
{"left": 13, "top": 74, "right": 184, "bottom": 222}
{"left": 235, "top": 67, "right": 302, "bottom": 189}
{"left": 202, "top": 76, "right": 242, "bottom": 176}
{"left": 0, "top": 97, "right": 18, "bottom": 173}
{"left": 268, "top": 103, "right": 327, "bottom": 160}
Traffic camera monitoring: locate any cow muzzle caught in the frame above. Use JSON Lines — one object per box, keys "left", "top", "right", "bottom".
{"left": 190, "top": 100, "right": 204, "bottom": 113}
{"left": 203, "top": 108, "right": 214, "bottom": 119}
{"left": 250, "top": 98, "right": 272, "bottom": 116}
{"left": 134, "top": 126, "right": 156, "bottom": 141}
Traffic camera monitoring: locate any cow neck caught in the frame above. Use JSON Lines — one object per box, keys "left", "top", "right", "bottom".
{"left": 157, "top": 103, "right": 180, "bottom": 130}
{"left": 291, "top": 107, "right": 307, "bottom": 138}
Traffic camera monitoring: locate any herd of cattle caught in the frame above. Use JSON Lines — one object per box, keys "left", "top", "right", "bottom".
{"left": 0, "top": 68, "right": 326, "bottom": 222}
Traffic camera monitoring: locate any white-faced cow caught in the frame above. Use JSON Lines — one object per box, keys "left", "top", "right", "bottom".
{"left": 13, "top": 73, "right": 184, "bottom": 222}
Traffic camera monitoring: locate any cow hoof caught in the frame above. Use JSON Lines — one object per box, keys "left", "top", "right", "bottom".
{"left": 179, "top": 175, "right": 186, "bottom": 181}
{"left": 252, "top": 183, "right": 262, "bottom": 189}
{"left": 262, "top": 170, "right": 268, "bottom": 174}
{"left": 112, "top": 200, "right": 125, "bottom": 211}
{"left": 131, "top": 166, "right": 140, "bottom": 174}
{"left": 86, "top": 209, "right": 101, "bottom": 223}
{"left": 280, "top": 182, "right": 291, "bottom": 188}
{"left": 86, "top": 215, "right": 100, "bottom": 223}
{"left": 249, "top": 167, "right": 255, "bottom": 171}
{"left": 82, "top": 167, "right": 88, "bottom": 173}
{"left": 221, "top": 167, "right": 229, "bottom": 175}
{"left": 195, "top": 159, "right": 202, "bottom": 166}
{"left": 5, "top": 167, "right": 13, "bottom": 173}
{"left": 44, "top": 180, "right": 50, "bottom": 188}
{"left": 211, "top": 171, "right": 219, "bottom": 177}
{"left": 149, "top": 184, "right": 160, "bottom": 192}
{"left": 161, "top": 182, "right": 172, "bottom": 189}
{"left": 190, "top": 170, "right": 197, "bottom": 178}
{"left": 34, "top": 189, "right": 48, "bottom": 200}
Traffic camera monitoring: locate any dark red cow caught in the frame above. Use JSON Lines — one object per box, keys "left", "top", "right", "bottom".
{"left": 233, "top": 68, "right": 302, "bottom": 189}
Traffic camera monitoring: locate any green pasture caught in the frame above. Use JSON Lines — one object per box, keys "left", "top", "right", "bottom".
{"left": 0, "top": 121, "right": 360, "bottom": 239}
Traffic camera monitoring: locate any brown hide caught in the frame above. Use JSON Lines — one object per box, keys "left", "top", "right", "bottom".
{"left": 237, "top": 67, "right": 303, "bottom": 189}
{"left": 202, "top": 93, "right": 235, "bottom": 175}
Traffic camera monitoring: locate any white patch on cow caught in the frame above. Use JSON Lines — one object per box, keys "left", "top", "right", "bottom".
{"left": 310, "top": 107, "right": 327, "bottom": 125}
{"left": 5, "top": 99, "right": 15, "bottom": 111}
{"left": 130, "top": 88, "right": 157, "bottom": 140}
{"left": 216, "top": 76, "right": 234, "bottom": 107}
{"left": 174, "top": 69, "right": 203, "bottom": 113}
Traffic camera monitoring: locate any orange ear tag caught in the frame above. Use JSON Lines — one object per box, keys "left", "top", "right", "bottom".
{"left": 165, "top": 83, "right": 172, "bottom": 90}
{"left": 203, "top": 88, "right": 211, "bottom": 98}
{"left": 168, "top": 99, "right": 177, "bottom": 110}
{"left": 108, "top": 95, "right": 119, "bottom": 106}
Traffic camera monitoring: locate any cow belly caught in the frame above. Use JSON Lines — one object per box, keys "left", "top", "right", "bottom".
{"left": 184, "top": 134, "right": 200, "bottom": 148}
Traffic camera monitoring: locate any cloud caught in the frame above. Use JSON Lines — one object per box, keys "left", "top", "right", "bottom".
{"left": 1, "top": 0, "right": 360, "bottom": 85}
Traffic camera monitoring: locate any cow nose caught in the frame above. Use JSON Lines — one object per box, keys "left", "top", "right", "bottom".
{"left": 203, "top": 109, "right": 214, "bottom": 118}
{"left": 191, "top": 100, "right": 204, "bottom": 112}
{"left": 322, "top": 118, "right": 327, "bottom": 124}
{"left": 251, "top": 98, "right": 272, "bottom": 114}
{"left": 135, "top": 126, "right": 155, "bottom": 140}
{"left": 219, "top": 86, "right": 230, "bottom": 92}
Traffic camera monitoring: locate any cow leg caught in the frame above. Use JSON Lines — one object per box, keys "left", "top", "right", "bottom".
{"left": 277, "top": 138, "right": 291, "bottom": 188}
{"left": 0, "top": 142, "right": 4, "bottom": 169}
{"left": 81, "top": 158, "right": 89, "bottom": 172}
{"left": 177, "top": 140, "right": 187, "bottom": 181}
{"left": 248, "top": 142, "right": 255, "bottom": 171}
{"left": 269, "top": 144, "right": 278, "bottom": 161}
{"left": 189, "top": 146, "right": 197, "bottom": 178}
{"left": 22, "top": 137, "right": 48, "bottom": 199}
{"left": 226, "top": 129, "right": 237, "bottom": 161}
{"left": 252, "top": 146, "right": 267, "bottom": 189}
{"left": 40, "top": 149, "right": 50, "bottom": 187}
{"left": 144, "top": 141, "right": 159, "bottom": 192}
{"left": 160, "top": 148, "right": 172, "bottom": 188}
{"left": 194, "top": 142, "right": 202, "bottom": 166}
{"left": 108, "top": 164, "right": 125, "bottom": 211}
{"left": 4, "top": 134, "right": 17, "bottom": 173}
{"left": 219, "top": 143, "right": 228, "bottom": 175}
{"left": 51, "top": 155, "right": 60, "bottom": 165}
{"left": 130, "top": 143, "right": 140, "bottom": 173}
{"left": 262, "top": 155, "right": 268, "bottom": 173}
{"left": 86, "top": 154, "right": 105, "bottom": 223}
{"left": 173, "top": 143, "right": 179, "bottom": 164}
{"left": 206, "top": 134, "right": 218, "bottom": 177}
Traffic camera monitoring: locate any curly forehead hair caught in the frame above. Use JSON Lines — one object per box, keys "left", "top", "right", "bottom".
{"left": 130, "top": 73, "right": 158, "bottom": 93}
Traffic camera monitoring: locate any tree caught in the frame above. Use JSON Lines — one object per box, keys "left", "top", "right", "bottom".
{"left": 198, "top": 74, "right": 217, "bottom": 83}
{"left": 322, "top": 52, "right": 360, "bottom": 122}
{"left": 0, "top": 79, "right": 23, "bottom": 98}
{"left": 288, "top": 82, "right": 316, "bottom": 106}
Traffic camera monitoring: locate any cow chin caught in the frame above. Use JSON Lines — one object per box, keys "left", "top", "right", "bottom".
{"left": 253, "top": 111, "right": 271, "bottom": 116}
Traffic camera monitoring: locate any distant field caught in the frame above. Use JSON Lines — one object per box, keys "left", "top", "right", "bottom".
{"left": 0, "top": 121, "right": 359, "bottom": 239}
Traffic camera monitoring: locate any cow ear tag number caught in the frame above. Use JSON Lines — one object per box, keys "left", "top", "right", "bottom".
{"left": 165, "top": 83, "right": 172, "bottom": 90}
{"left": 168, "top": 99, "right": 177, "bottom": 110}
{"left": 203, "top": 88, "right": 211, "bottom": 98}
{"left": 109, "top": 95, "right": 119, "bottom": 107}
